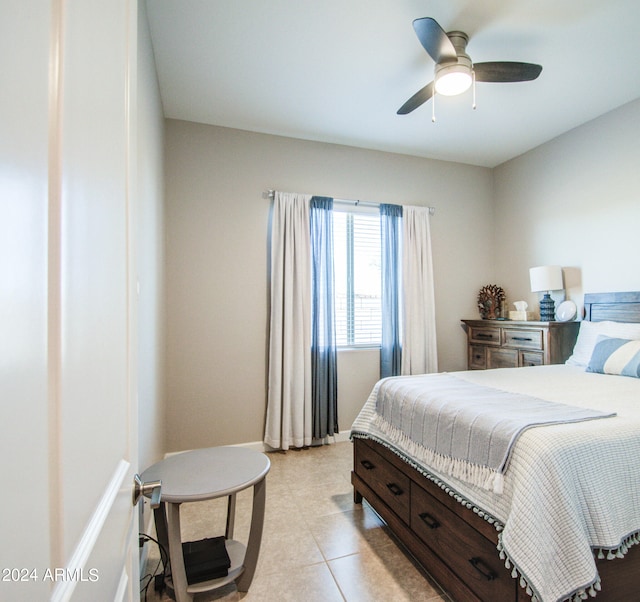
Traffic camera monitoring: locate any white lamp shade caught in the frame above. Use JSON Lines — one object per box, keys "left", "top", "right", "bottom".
{"left": 530, "top": 265, "right": 563, "bottom": 292}
{"left": 435, "top": 66, "right": 472, "bottom": 96}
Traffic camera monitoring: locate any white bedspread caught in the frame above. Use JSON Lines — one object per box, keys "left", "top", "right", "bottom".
{"left": 372, "top": 373, "right": 615, "bottom": 494}
{"left": 351, "top": 364, "right": 640, "bottom": 602}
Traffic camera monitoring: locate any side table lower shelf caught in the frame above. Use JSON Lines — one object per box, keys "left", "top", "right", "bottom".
{"left": 185, "top": 540, "right": 245, "bottom": 594}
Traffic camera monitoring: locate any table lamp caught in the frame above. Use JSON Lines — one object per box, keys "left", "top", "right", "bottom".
{"left": 529, "top": 265, "right": 563, "bottom": 321}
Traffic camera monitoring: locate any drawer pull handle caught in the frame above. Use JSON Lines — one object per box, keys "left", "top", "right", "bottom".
{"left": 476, "top": 333, "right": 494, "bottom": 339}
{"left": 360, "top": 460, "right": 375, "bottom": 470}
{"left": 469, "top": 557, "right": 497, "bottom": 581}
{"left": 512, "top": 336, "right": 533, "bottom": 342}
{"left": 418, "top": 512, "right": 440, "bottom": 529}
{"left": 386, "top": 483, "right": 404, "bottom": 496}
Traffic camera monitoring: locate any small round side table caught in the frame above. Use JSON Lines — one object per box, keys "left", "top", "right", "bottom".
{"left": 141, "top": 446, "right": 270, "bottom": 602}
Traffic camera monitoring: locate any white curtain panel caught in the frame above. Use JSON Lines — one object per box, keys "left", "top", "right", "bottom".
{"left": 401, "top": 206, "right": 438, "bottom": 375}
{"left": 264, "top": 192, "right": 313, "bottom": 449}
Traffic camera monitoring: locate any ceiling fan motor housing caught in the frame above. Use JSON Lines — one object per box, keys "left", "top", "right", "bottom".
{"left": 446, "top": 31, "right": 470, "bottom": 56}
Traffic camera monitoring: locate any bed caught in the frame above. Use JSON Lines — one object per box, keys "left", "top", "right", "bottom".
{"left": 350, "top": 291, "right": 640, "bottom": 602}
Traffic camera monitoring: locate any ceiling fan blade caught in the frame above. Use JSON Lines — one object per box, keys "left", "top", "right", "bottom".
{"left": 412, "top": 18, "right": 457, "bottom": 64}
{"left": 397, "top": 82, "right": 435, "bottom": 115}
{"left": 473, "top": 62, "right": 542, "bottom": 83}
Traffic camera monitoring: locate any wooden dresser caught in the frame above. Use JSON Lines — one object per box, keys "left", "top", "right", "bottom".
{"left": 461, "top": 319, "right": 579, "bottom": 370}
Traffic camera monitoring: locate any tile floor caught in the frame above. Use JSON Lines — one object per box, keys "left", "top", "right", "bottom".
{"left": 141, "top": 441, "right": 452, "bottom": 602}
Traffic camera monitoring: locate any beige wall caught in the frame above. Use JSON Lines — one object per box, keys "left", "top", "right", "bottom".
{"left": 164, "top": 121, "right": 494, "bottom": 451}
{"left": 162, "top": 97, "right": 640, "bottom": 452}
{"left": 493, "top": 98, "right": 640, "bottom": 315}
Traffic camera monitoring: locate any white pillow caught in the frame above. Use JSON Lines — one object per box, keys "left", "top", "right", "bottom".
{"left": 566, "top": 320, "right": 640, "bottom": 367}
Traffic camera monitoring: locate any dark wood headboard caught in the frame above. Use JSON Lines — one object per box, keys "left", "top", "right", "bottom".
{"left": 584, "top": 291, "right": 640, "bottom": 323}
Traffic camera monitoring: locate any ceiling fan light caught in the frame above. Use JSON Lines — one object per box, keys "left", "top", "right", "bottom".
{"left": 435, "top": 63, "right": 472, "bottom": 96}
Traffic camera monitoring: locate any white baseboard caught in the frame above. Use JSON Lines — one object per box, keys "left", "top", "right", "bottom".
{"left": 165, "top": 430, "right": 352, "bottom": 458}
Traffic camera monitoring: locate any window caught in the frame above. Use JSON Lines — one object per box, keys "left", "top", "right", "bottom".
{"left": 333, "top": 207, "right": 381, "bottom": 347}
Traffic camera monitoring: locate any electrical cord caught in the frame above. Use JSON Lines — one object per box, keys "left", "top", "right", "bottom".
{"left": 140, "top": 558, "right": 163, "bottom": 601}
{"left": 139, "top": 533, "right": 170, "bottom": 600}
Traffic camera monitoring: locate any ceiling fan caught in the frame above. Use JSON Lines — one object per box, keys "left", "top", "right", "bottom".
{"left": 397, "top": 17, "right": 542, "bottom": 115}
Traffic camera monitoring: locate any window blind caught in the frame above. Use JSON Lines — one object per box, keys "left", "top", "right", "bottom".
{"left": 333, "top": 211, "right": 382, "bottom": 346}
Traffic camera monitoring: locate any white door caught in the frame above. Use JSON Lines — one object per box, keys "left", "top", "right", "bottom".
{"left": 1, "top": 1, "right": 140, "bottom": 600}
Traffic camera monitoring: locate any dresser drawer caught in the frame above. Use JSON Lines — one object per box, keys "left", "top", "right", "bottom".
{"left": 486, "top": 347, "right": 518, "bottom": 369}
{"left": 469, "top": 326, "right": 500, "bottom": 346}
{"left": 502, "top": 328, "right": 543, "bottom": 350}
{"left": 411, "top": 483, "right": 514, "bottom": 601}
{"left": 355, "top": 442, "right": 410, "bottom": 523}
{"left": 468, "top": 345, "right": 486, "bottom": 369}
{"left": 520, "top": 351, "right": 543, "bottom": 367}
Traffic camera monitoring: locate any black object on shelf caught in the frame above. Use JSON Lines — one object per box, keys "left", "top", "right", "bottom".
{"left": 182, "top": 536, "right": 231, "bottom": 584}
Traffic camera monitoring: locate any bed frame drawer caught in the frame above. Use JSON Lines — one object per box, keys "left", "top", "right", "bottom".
{"left": 355, "top": 441, "right": 411, "bottom": 523}
{"left": 411, "top": 483, "right": 514, "bottom": 602}
{"left": 353, "top": 425, "right": 640, "bottom": 602}
{"left": 352, "top": 437, "right": 520, "bottom": 601}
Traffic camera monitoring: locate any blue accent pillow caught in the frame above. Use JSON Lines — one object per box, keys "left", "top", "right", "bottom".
{"left": 586, "top": 336, "right": 640, "bottom": 378}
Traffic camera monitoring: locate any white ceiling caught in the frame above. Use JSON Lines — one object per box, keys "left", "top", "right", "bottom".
{"left": 146, "top": 0, "right": 640, "bottom": 168}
